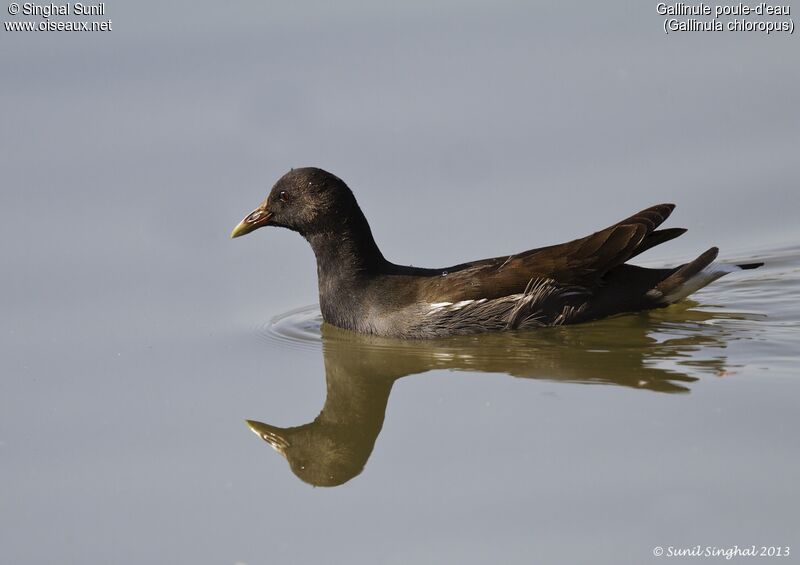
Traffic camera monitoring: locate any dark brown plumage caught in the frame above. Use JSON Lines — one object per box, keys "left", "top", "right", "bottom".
{"left": 231, "top": 168, "right": 762, "bottom": 338}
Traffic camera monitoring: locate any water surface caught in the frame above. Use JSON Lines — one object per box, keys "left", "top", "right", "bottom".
{"left": 2, "top": 2, "right": 799, "bottom": 564}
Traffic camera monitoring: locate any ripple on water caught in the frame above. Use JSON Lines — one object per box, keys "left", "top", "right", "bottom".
{"left": 258, "top": 304, "right": 323, "bottom": 351}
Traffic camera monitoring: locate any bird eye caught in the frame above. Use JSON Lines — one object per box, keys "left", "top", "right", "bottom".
{"left": 278, "top": 190, "right": 290, "bottom": 202}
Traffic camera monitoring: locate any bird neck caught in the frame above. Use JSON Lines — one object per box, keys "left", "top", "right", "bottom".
{"left": 305, "top": 211, "right": 388, "bottom": 280}
{"left": 303, "top": 204, "right": 392, "bottom": 331}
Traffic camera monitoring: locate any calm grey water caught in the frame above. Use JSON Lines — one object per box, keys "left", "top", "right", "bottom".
{"left": 2, "top": 2, "right": 799, "bottom": 564}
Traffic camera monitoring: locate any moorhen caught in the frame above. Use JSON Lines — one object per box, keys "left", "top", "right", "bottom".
{"left": 231, "top": 167, "right": 761, "bottom": 338}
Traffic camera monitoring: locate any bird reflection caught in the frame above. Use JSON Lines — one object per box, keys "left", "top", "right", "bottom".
{"left": 247, "top": 301, "right": 760, "bottom": 487}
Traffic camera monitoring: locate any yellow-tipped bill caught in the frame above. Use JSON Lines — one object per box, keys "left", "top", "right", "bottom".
{"left": 231, "top": 207, "right": 272, "bottom": 238}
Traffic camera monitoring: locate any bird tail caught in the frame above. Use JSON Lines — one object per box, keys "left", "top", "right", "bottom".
{"left": 646, "top": 247, "right": 763, "bottom": 305}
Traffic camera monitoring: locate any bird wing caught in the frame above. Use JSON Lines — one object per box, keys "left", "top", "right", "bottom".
{"left": 419, "top": 203, "right": 681, "bottom": 302}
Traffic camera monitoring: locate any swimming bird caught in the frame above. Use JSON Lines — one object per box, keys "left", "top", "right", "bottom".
{"left": 231, "top": 167, "right": 762, "bottom": 338}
